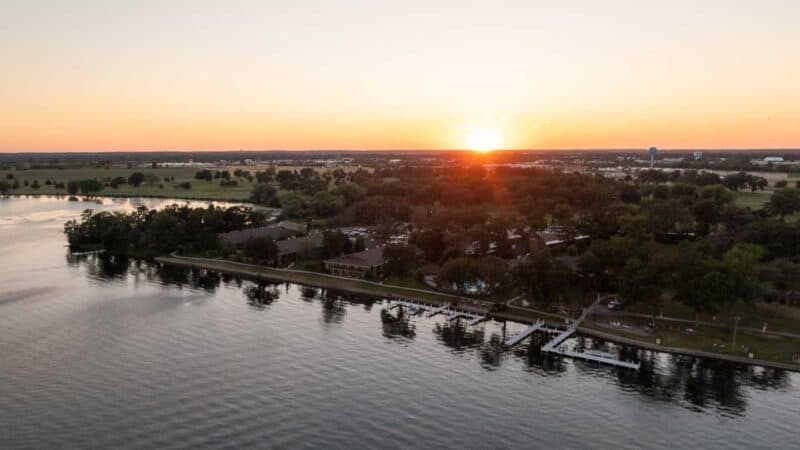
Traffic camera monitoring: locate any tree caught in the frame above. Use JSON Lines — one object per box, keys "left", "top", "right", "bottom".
{"left": 195, "top": 170, "right": 213, "bottom": 181}
{"left": 761, "top": 258, "right": 800, "bottom": 306}
{"left": 480, "top": 255, "right": 513, "bottom": 297}
{"left": 321, "top": 230, "right": 350, "bottom": 258}
{"left": 244, "top": 237, "right": 278, "bottom": 265}
{"left": 77, "top": 179, "right": 103, "bottom": 195}
{"left": 668, "top": 244, "right": 727, "bottom": 327}
{"left": 109, "top": 176, "right": 127, "bottom": 188}
{"left": 416, "top": 230, "right": 445, "bottom": 263}
{"left": 66, "top": 180, "right": 79, "bottom": 195}
{"left": 353, "top": 235, "right": 367, "bottom": 252}
{"left": 331, "top": 183, "right": 367, "bottom": 206}
{"left": 692, "top": 199, "right": 722, "bottom": 235}
{"left": 128, "top": 172, "right": 145, "bottom": 187}
{"left": 277, "top": 192, "right": 308, "bottom": 218}
{"left": 0, "top": 181, "right": 9, "bottom": 194}
{"left": 250, "top": 183, "right": 277, "bottom": 205}
{"left": 620, "top": 184, "right": 641, "bottom": 204}
{"left": 309, "top": 191, "right": 342, "bottom": 218}
{"left": 438, "top": 258, "right": 481, "bottom": 292}
{"left": 767, "top": 188, "right": 800, "bottom": 218}
{"left": 144, "top": 173, "right": 160, "bottom": 186}
{"left": 384, "top": 244, "right": 417, "bottom": 277}
{"left": 722, "top": 243, "right": 765, "bottom": 321}
{"left": 619, "top": 257, "right": 651, "bottom": 309}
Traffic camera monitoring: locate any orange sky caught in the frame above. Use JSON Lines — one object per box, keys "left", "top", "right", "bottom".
{"left": 1, "top": 1, "right": 799, "bottom": 152}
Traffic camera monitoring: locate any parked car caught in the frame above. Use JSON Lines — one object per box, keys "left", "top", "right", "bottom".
{"left": 607, "top": 300, "right": 625, "bottom": 311}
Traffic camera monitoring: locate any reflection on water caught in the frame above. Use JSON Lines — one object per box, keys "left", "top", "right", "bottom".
{"left": 70, "top": 253, "right": 796, "bottom": 419}
{"left": 380, "top": 308, "right": 417, "bottom": 339}
{"left": 3, "top": 196, "right": 800, "bottom": 449}
{"left": 243, "top": 282, "right": 281, "bottom": 309}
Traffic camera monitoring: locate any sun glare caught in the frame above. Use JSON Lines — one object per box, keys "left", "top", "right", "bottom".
{"left": 467, "top": 128, "right": 501, "bottom": 153}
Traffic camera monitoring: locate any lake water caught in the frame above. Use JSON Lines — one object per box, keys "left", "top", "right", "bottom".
{"left": 1, "top": 196, "right": 798, "bottom": 449}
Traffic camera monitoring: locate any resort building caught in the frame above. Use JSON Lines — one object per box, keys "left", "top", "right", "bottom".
{"left": 324, "top": 246, "right": 387, "bottom": 279}
{"left": 275, "top": 234, "right": 324, "bottom": 266}
{"left": 219, "top": 221, "right": 306, "bottom": 248}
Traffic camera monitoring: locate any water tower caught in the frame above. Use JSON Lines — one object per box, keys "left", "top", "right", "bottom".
{"left": 648, "top": 147, "right": 657, "bottom": 169}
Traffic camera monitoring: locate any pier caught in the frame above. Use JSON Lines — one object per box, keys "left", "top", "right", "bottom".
{"left": 504, "top": 295, "right": 640, "bottom": 370}
{"left": 390, "top": 300, "right": 488, "bottom": 326}
{"left": 390, "top": 298, "right": 639, "bottom": 370}
{"left": 503, "top": 321, "right": 545, "bottom": 347}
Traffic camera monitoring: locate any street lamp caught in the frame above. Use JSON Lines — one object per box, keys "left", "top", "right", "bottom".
{"left": 731, "top": 316, "right": 741, "bottom": 353}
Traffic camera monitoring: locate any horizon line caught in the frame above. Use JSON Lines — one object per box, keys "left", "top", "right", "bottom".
{"left": 2, "top": 147, "right": 800, "bottom": 155}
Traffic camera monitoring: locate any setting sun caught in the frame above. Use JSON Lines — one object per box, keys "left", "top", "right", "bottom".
{"left": 466, "top": 128, "right": 501, "bottom": 153}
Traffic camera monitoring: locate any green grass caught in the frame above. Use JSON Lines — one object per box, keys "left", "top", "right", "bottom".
{"left": 733, "top": 190, "right": 772, "bottom": 210}
{"left": 583, "top": 318, "right": 800, "bottom": 365}
{"left": 624, "top": 298, "right": 800, "bottom": 335}
{"left": 5, "top": 167, "right": 257, "bottom": 201}
{"left": 384, "top": 275, "right": 433, "bottom": 291}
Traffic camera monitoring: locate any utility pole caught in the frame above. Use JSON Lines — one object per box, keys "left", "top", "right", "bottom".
{"left": 731, "top": 316, "right": 740, "bottom": 353}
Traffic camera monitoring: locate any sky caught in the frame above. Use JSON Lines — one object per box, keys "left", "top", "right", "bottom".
{"left": 1, "top": 0, "right": 799, "bottom": 152}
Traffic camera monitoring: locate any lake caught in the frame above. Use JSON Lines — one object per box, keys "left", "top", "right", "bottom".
{"left": 1, "top": 196, "right": 798, "bottom": 449}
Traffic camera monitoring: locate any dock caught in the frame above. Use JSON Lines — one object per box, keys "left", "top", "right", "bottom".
{"left": 70, "top": 249, "right": 104, "bottom": 256}
{"left": 506, "top": 295, "right": 640, "bottom": 370}
{"left": 503, "top": 320, "right": 545, "bottom": 347}
{"left": 540, "top": 326, "right": 577, "bottom": 352}
{"left": 390, "top": 298, "right": 639, "bottom": 370}
{"left": 390, "top": 300, "right": 488, "bottom": 326}
{"left": 537, "top": 296, "right": 640, "bottom": 370}
{"left": 547, "top": 347, "right": 641, "bottom": 370}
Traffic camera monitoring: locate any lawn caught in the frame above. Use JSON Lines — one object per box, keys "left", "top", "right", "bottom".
{"left": 5, "top": 166, "right": 257, "bottom": 201}
{"left": 583, "top": 318, "right": 800, "bottom": 365}
{"left": 623, "top": 297, "right": 800, "bottom": 335}
{"left": 732, "top": 190, "right": 772, "bottom": 210}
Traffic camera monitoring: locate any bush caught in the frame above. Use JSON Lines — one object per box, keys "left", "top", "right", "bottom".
{"left": 128, "top": 172, "right": 145, "bottom": 186}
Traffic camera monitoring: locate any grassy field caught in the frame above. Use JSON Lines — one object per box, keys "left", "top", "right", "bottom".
{"left": 733, "top": 190, "right": 772, "bottom": 209}
{"left": 583, "top": 317, "right": 800, "bottom": 365}
{"left": 4, "top": 167, "right": 256, "bottom": 201}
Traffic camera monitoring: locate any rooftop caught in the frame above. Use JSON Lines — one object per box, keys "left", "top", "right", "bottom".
{"left": 219, "top": 224, "right": 293, "bottom": 246}
{"left": 276, "top": 234, "right": 324, "bottom": 255}
{"left": 324, "top": 246, "right": 386, "bottom": 267}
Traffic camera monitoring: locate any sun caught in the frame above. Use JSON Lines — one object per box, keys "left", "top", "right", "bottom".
{"left": 466, "top": 128, "right": 501, "bottom": 153}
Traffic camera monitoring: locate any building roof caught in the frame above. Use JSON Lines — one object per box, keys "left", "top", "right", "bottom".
{"left": 324, "top": 246, "right": 386, "bottom": 268}
{"left": 278, "top": 220, "right": 307, "bottom": 233}
{"left": 219, "top": 224, "right": 293, "bottom": 246}
{"left": 276, "top": 234, "right": 324, "bottom": 255}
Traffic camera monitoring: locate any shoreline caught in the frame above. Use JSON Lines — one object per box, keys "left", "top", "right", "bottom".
{"left": 5, "top": 192, "right": 253, "bottom": 204}
{"left": 157, "top": 254, "right": 800, "bottom": 372}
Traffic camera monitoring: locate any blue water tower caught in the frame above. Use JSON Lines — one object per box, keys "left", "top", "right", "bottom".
{"left": 648, "top": 147, "right": 657, "bottom": 169}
